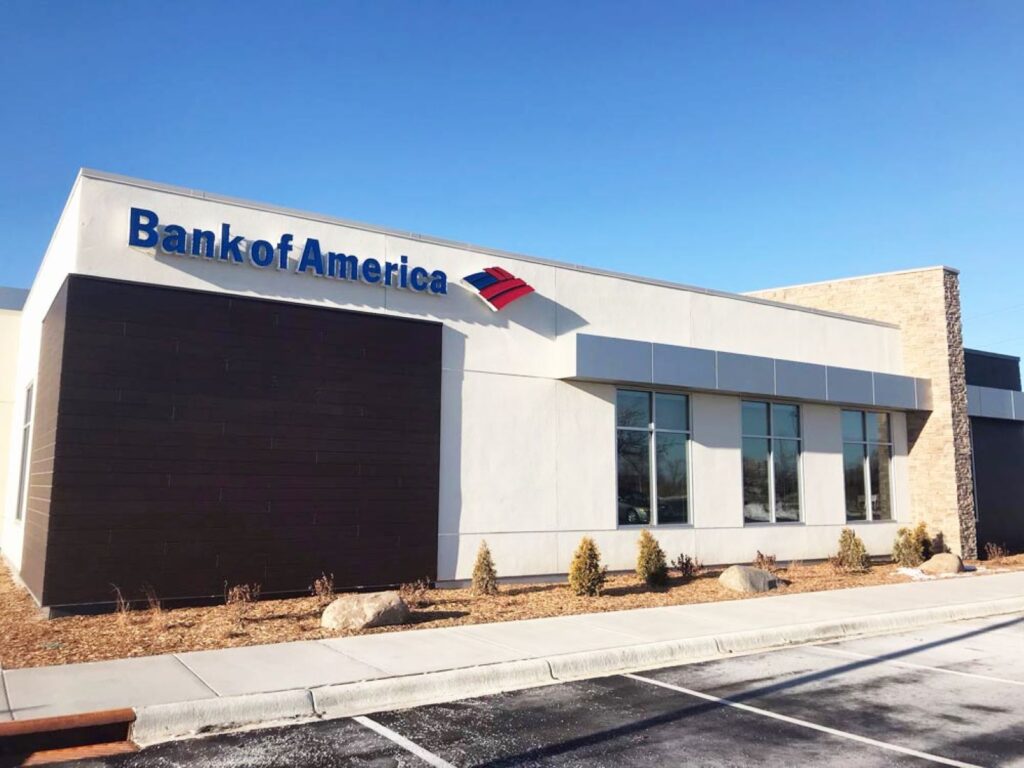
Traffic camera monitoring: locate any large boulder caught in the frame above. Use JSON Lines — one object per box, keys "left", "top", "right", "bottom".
{"left": 321, "top": 591, "right": 411, "bottom": 631}
{"left": 719, "top": 565, "right": 778, "bottom": 594}
{"left": 919, "top": 553, "right": 964, "bottom": 576}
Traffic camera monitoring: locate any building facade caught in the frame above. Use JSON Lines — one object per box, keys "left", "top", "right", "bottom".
{"left": 0, "top": 170, "right": 1019, "bottom": 611}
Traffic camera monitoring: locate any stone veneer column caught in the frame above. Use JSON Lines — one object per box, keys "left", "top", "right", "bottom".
{"left": 749, "top": 267, "right": 977, "bottom": 558}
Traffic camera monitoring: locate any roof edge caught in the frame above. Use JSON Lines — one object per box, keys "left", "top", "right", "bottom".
{"left": 0, "top": 287, "right": 29, "bottom": 312}
{"left": 965, "top": 347, "right": 1021, "bottom": 363}
{"left": 77, "top": 168, "right": 900, "bottom": 330}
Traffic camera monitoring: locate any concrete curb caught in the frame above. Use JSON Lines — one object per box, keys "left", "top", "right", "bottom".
{"left": 311, "top": 659, "right": 555, "bottom": 720}
{"left": 132, "top": 690, "right": 316, "bottom": 747}
{"left": 131, "top": 595, "right": 1024, "bottom": 746}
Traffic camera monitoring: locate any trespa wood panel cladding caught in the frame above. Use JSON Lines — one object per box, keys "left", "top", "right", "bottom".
{"left": 23, "top": 275, "right": 442, "bottom": 608}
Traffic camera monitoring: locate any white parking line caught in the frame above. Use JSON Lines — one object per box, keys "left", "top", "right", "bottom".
{"left": 352, "top": 715, "right": 457, "bottom": 768}
{"left": 625, "top": 673, "right": 982, "bottom": 768}
{"left": 811, "top": 645, "right": 1024, "bottom": 687}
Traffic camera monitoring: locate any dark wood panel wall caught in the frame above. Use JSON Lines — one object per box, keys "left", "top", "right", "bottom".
{"left": 24, "top": 275, "right": 442, "bottom": 609}
{"left": 972, "top": 418, "right": 1024, "bottom": 554}
{"left": 19, "top": 282, "right": 69, "bottom": 600}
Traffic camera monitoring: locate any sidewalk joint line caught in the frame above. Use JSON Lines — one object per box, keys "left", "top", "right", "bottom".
{"left": 170, "top": 654, "right": 222, "bottom": 698}
{"left": 0, "top": 669, "right": 11, "bottom": 719}
{"left": 352, "top": 714, "right": 456, "bottom": 767}
{"left": 312, "top": 641, "right": 390, "bottom": 678}
{"left": 624, "top": 673, "right": 982, "bottom": 768}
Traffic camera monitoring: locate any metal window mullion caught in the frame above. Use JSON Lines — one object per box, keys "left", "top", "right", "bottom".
{"left": 863, "top": 405, "right": 873, "bottom": 522}
{"left": 864, "top": 443, "right": 873, "bottom": 521}
{"left": 649, "top": 425, "right": 657, "bottom": 525}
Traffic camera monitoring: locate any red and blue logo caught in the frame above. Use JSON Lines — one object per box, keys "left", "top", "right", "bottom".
{"left": 462, "top": 267, "right": 535, "bottom": 311}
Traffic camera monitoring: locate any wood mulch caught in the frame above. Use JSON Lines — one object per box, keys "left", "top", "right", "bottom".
{"left": 2, "top": 555, "right": 1022, "bottom": 670}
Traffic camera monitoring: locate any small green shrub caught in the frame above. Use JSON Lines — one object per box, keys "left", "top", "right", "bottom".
{"left": 831, "top": 528, "right": 871, "bottom": 573}
{"left": 636, "top": 530, "right": 668, "bottom": 587}
{"left": 671, "top": 553, "right": 698, "bottom": 581}
{"left": 472, "top": 541, "right": 499, "bottom": 596}
{"left": 892, "top": 522, "right": 929, "bottom": 567}
{"left": 568, "top": 537, "right": 607, "bottom": 596}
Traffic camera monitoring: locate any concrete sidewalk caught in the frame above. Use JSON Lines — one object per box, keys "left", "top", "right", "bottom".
{"left": 4, "top": 571, "right": 1024, "bottom": 745}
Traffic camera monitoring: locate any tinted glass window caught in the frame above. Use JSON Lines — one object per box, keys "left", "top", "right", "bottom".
{"left": 772, "top": 404, "right": 800, "bottom": 439}
{"left": 869, "top": 444, "right": 893, "bottom": 520}
{"left": 655, "top": 393, "right": 688, "bottom": 432}
{"left": 843, "top": 443, "right": 867, "bottom": 521}
{"left": 656, "top": 432, "right": 688, "bottom": 524}
{"left": 867, "top": 412, "right": 891, "bottom": 444}
{"left": 742, "top": 437, "right": 771, "bottom": 523}
{"left": 842, "top": 410, "right": 865, "bottom": 442}
{"left": 616, "top": 390, "right": 650, "bottom": 429}
{"left": 773, "top": 438, "right": 801, "bottom": 522}
{"left": 617, "top": 430, "right": 651, "bottom": 525}
{"left": 742, "top": 401, "right": 769, "bottom": 436}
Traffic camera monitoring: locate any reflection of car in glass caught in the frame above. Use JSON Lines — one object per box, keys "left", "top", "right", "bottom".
{"left": 657, "top": 496, "right": 687, "bottom": 522}
{"left": 618, "top": 501, "right": 650, "bottom": 525}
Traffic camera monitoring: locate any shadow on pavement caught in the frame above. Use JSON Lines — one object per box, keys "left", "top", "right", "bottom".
{"left": 475, "top": 614, "right": 1024, "bottom": 767}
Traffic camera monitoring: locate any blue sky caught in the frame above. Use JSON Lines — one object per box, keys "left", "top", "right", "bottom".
{"left": 1, "top": 1, "right": 1022, "bottom": 353}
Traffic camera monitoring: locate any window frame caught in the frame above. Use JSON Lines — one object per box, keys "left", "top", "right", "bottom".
{"left": 14, "top": 382, "right": 35, "bottom": 523}
{"left": 740, "top": 400, "right": 804, "bottom": 525}
{"left": 842, "top": 409, "right": 895, "bottom": 523}
{"left": 615, "top": 389, "right": 693, "bottom": 528}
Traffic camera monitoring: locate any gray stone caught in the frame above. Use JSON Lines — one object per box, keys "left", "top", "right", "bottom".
{"left": 920, "top": 553, "right": 964, "bottom": 576}
{"left": 321, "top": 591, "right": 410, "bottom": 631}
{"left": 718, "top": 565, "right": 778, "bottom": 594}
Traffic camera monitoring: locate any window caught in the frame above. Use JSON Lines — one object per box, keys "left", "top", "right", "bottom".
{"left": 842, "top": 410, "right": 893, "bottom": 522}
{"left": 616, "top": 390, "right": 690, "bottom": 526}
{"left": 742, "top": 401, "right": 801, "bottom": 523}
{"left": 15, "top": 384, "right": 34, "bottom": 522}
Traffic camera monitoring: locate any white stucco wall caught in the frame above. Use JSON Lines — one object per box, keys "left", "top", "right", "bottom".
{"left": 439, "top": 383, "right": 908, "bottom": 579}
{"left": 0, "top": 308, "right": 24, "bottom": 562}
{"left": 0, "top": 181, "right": 82, "bottom": 570}
{"left": 3, "top": 171, "right": 914, "bottom": 580}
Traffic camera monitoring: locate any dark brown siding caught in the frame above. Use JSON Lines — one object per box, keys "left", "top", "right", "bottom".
{"left": 19, "top": 282, "right": 69, "bottom": 601}
{"left": 972, "top": 417, "right": 1024, "bottom": 554}
{"left": 30, "top": 275, "right": 441, "bottom": 608}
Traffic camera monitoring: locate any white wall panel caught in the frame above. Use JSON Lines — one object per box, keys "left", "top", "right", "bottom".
{"left": 690, "top": 393, "right": 743, "bottom": 529}
{"left": 801, "top": 404, "right": 845, "bottom": 525}
{"left": 439, "top": 371, "right": 558, "bottom": 536}
{"left": 0, "top": 182, "right": 82, "bottom": 572}
{"left": 554, "top": 382, "right": 616, "bottom": 532}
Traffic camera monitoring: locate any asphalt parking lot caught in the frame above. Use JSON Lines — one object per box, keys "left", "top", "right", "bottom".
{"left": 70, "top": 613, "right": 1024, "bottom": 767}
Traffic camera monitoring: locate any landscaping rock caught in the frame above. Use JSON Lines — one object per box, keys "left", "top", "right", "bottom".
{"left": 919, "top": 553, "right": 964, "bottom": 576}
{"left": 718, "top": 565, "right": 778, "bottom": 594}
{"left": 321, "top": 591, "right": 410, "bottom": 631}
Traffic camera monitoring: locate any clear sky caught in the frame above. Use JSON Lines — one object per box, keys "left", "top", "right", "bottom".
{"left": 1, "top": 1, "right": 1022, "bottom": 354}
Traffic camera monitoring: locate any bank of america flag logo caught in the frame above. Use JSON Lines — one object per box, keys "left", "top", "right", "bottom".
{"left": 462, "top": 267, "right": 535, "bottom": 311}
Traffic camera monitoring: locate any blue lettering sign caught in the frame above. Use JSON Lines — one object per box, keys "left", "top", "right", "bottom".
{"left": 128, "top": 208, "right": 448, "bottom": 297}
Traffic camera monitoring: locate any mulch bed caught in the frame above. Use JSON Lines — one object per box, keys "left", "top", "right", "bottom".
{"left": 2, "top": 555, "right": 1022, "bottom": 670}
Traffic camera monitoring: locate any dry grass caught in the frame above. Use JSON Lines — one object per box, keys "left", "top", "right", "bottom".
{"left": 3, "top": 554, "right": 1023, "bottom": 671}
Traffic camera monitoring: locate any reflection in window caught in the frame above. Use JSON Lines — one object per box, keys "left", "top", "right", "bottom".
{"left": 15, "top": 384, "right": 33, "bottom": 522}
{"left": 843, "top": 410, "right": 894, "bottom": 522}
{"left": 741, "top": 401, "right": 802, "bottom": 524}
{"left": 843, "top": 443, "right": 867, "bottom": 521}
{"left": 616, "top": 390, "right": 690, "bottom": 526}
